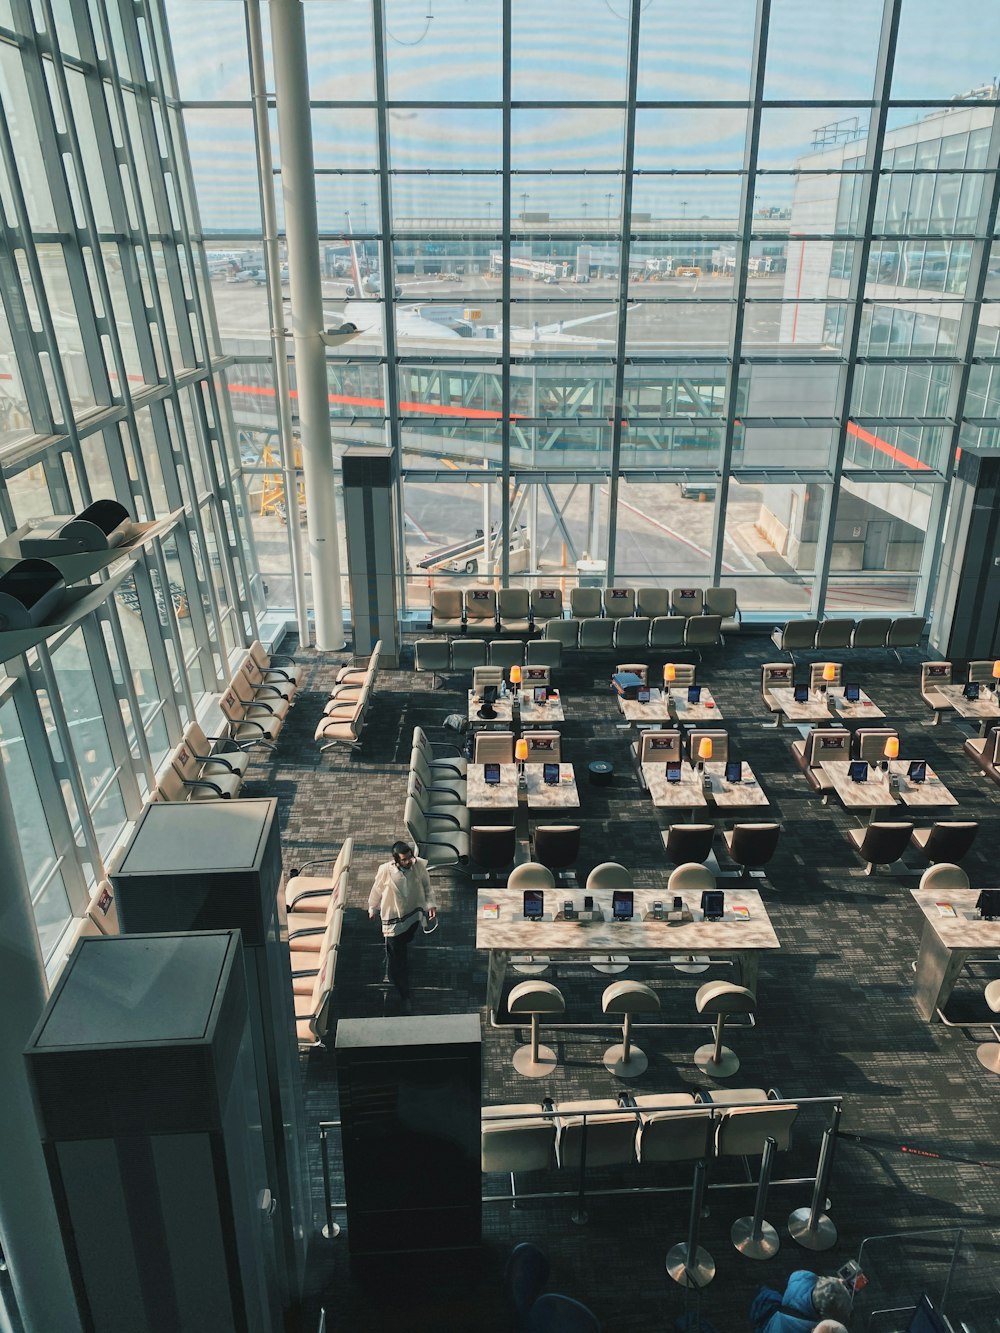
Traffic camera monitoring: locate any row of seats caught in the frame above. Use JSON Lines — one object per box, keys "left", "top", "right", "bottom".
{"left": 407, "top": 726, "right": 472, "bottom": 867}
{"left": 430, "top": 585, "right": 741, "bottom": 635}
{"left": 415, "top": 637, "right": 562, "bottom": 686}
{"left": 284, "top": 838, "right": 354, "bottom": 1050}
{"left": 922, "top": 659, "right": 1000, "bottom": 724}
{"left": 472, "top": 731, "right": 562, "bottom": 764}
{"left": 157, "top": 642, "right": 301, "bottom": 800}
{"left": 771, "top": 615, "right": 926, "bottom": 661}
{"left": 314, "top": 641, "right": 382, "bottom": 754}
{"left": 543, "top": 612, "right": 724, "bottom": 655}
{"left": 483, "top": 1087, "right": 796, "bottom": 1186}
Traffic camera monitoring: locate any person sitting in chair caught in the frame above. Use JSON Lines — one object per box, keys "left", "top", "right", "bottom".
{"left": 750, "top": 1270, "right": 852, "bottom": 1333}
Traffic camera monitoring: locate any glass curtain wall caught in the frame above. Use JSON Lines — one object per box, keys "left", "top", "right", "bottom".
{"left": 168, "top": 0, "right": 1000, "bottom": 617}
{"left": 0, "top": 0, "right": 259, "bottom": 966}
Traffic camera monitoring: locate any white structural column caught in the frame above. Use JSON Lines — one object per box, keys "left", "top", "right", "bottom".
{"left": 0, "top": 764, "right": 81, "bottom": 1331}
{"left": 269, "top": 0, "right": 346, "bottom": 649}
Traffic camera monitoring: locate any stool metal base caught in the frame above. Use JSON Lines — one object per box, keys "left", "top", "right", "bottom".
{"left": 603, "top": 1043, "right": 648, "bottom": 1079}
{"left": 694, "top": 1043, "right": 740, "bottom": 1077}
{"left": 787, "top": 1207, "right": 838, "bottom": 1250}
{"left": 511, "top": 956, "right": 550, "bottom": 976}
{"left": 731, "top": 1216, "right": 779, "bottom": 1259}
{"left": 513, "top": 1043, "right": 558, "bottom": 1078}
{"left": 591, "top": 955, "right": 630, "bottom": 975}
{"left": 671, "top": 955, "right": 711, "bottom": 975}
{"left": 666, "top": 1242, "right": 716, "bottom": 1288}
{"left": 976, "top": 1041, "right": 1000, "bottom": 1073}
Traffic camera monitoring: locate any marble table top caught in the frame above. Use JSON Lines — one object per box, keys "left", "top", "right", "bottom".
{"left": 523, "top": 763, "right": 579, "bottom": 809}
{"left": 668, "top": 686, "right": 724, "bottom": 723}
{"left": 911, "top": 887, "right": 1000, "bottom": 947}
{"left": 477, "top": 887, "right": 779, "bottom": 953}
{"left": 818, "top": 760, "right": 897, "bottom": 808}
{"left": 467, "top": 690, "right": 513, "bottom": 725}
{"left": 619, "top": 686, "right": 675, "bottom": 723}
{"left": 888, "top": 759, "right": 958, "bottom": 807}
{"left": 467, "top": 762, "right": 518, "bottom": 808}
{"left": 825, "top": 687, "right": 885, "bottom": 720}
{"left": 703, "top": 761, "right": 769, "bottom": 807}
{"left": 936, "top": 683, "right": 1000, "bottom": 720}
{"left": 771, "top": 686, "right": 838, "bottom": 722}
{"left": 642, "top": 762, "right": 708, "bottom": 808}
{"left": 517, "top": 691, "right": 566, "bottom": 725}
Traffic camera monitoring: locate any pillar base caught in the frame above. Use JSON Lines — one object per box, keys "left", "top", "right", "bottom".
{"left": 513, "top": 1043, "right": 557, "bottom": 1078}
{"left": 788, "top": 1206, "right": 838, "bottom": 1250}
{"left": 602, "top": 1043, "right": 647, "bottom": 1079}
{"left": 732, "top": 1215, "right": 779, "bottom": 1259}
{"left": 694, "top": 1043, "right": 740, "bottom": 1077}
{"left": 666, "top": 1242, "right": 715, "bottom": 1288}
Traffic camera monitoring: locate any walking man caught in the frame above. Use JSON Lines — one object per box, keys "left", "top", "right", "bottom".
{"left": 368, "top": 841, "right": 436, "bottom": 1013}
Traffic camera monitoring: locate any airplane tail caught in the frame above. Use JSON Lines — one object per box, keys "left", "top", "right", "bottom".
{"left": 345, "top": 212, "right": 365, "bottom": 296}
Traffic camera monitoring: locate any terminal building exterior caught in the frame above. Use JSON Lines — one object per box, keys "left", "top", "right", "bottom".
{"left": 1, "top": 1, "right": 999, "bottom": 1328}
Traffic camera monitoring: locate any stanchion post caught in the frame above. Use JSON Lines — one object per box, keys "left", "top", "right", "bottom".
{"left": 319, "top": 1127, "right": 341, "bottom": 1240}
{"left": 666, "top": 1158, "right": 716, "bottom": 1287}
{"left": 788, "top": 1109, "right": 839, "bottom": 1251}
{"left": 732, "top": 1135, "right": 780, "bottom": 1259}
{"left": 571, "top": 1111, "right": 589, "bottom": 1226}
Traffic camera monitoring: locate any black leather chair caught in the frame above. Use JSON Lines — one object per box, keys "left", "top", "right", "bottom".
{"left": 664, "top": 823, "right": 715, "bottom": 865}
{"left": 723, "top": 823, "right": 781, "bottom": 877}
{"left": 469, "top": 825, "right": 517, "bottom": 881}
{"left": 846, "top": 821, "right": 914, "bottom": 875}
{"left": 910, "top": 821, "right": 978, "bottom": 865}
{"left": 532, "top": 825, "right": 581, "bottom": 880}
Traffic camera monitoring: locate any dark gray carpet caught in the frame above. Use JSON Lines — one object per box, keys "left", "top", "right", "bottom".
{"left": 242, "top": 632, "right": 1000, "bottom": 1333}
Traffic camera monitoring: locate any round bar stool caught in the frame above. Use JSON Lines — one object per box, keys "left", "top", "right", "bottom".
{"left": 694, "top": 981, "right": 756, "bottom": 1077}
{"left": 668, "top": 862, "right": 716, "bottom": 974}
{"left": 602, "top": 981, "right": 661, "bottom": 1078}
{"left": 508, "top": 980, "right": 565, "bottom": 1078}
{"left": 976, "top": 979, "right": 1000, "bottom": 1073}
{"left": 508, "top": 863, "right": 554, "bottom": 976}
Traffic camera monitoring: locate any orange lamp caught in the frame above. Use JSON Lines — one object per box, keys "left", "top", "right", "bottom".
{"left": 993, "top": 660, "right": 1000, "bottom": 682}
{"left": 515, "top": 739, "right": 529, "bottom": 763}
{"left": 822, "top": 663, "right": 837, "bottom": 683}
{"left": 883, "top": 736, "right": 899, "bottom": 760}
{"left": 698, "top": 737, "right": 713, "bottom": 763}
{"left": 664, "top": 663, "right": 677, "bottom": 683}
{"left": 510, "top": 665, "right": 522, "bottom": 687}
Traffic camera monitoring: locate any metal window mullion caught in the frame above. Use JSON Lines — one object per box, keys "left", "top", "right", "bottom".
{"left": 812, "top": 0, "right": 904, "bottom": 616}
{"left": 709, "top": 0, "right": 769, "bottom": 587}
{"left": 499, "top": 0, "right": 512, "bottom": 583}
{"left": 603, "top": 0, "right": 642, "bottom": 585}
{"left": 3, "top": 667, "right": 91, "bottom": 912}
{"left": 372, "top": 0, "right": 406, "bottom": 614}
{"left": 0, "top": 241, "right": 56, "bottom": 439}
{"left": 33, "top": 642, "right": 104, "bottom": 878}
{"left": 79, "top": 612, "right": 142, "bottom": 818}
{"left": 94, "top": 597, "right": 156, "bottom": 793}
{"left": 918, "top": 112, "right": 1000, "bottom": 619}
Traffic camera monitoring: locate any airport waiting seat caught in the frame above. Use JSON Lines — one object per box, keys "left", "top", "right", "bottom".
{"left": 414, "top": 638, "right": 450, "bottom": 688}
{"left": 182, "top": 720, "right": 251, "bottom": 782}
{"left": 771, "top": 618, "right": 819, "bottom": 662}
{"left": 249, "top": 638, "right": 302, "bottom": 690}
{"left": 220, "top": 683, "right": 283, "bottom": 749}
{"left": 687, "top": 727, "right": 728, "bottom": 764}
{"left": 649, "top": 616, "right": 687, "bottom": 650}
{"left": 469, "top": 825, "right": 517, "bottom": 882}
{"left": 854, "top": 726, "right": 899, "bottom": 765}
{"left": 430, "top": 587, "right": 465, "bottom": 634}
{"left": 661, "top": 661, "right": 697, "bottom": 688}
{"left": 638, "top": 729, "right": 682, "bottom": 765}
{"left": 845, "top": 821, "right": 915, "bottom": 875}
{"left": 636, "top": 587, "right": 672, "bottom": 619}
{"left": 473, "top": 731, "right": 516, "bottom": 765}
{"left": 616, "top": 661, "right": 648, "bottom": 684}
{"left": 285, "top": 838, "right": 354, "bottom": 915}
{"left": 530, "top": 588, "right": 563, "bottom": 625}
{"left": 850, "top": 616, "right": 892, "bottom": 649}
{"left": 526, "top": 638, "right": 563, "bottom": 668}
{"left": 664, "top": 823, "right": 716, "bottom": 865}
{"left": 614, "top": 616, "right": 651, "bottom": 650}
{"left": 489, "top": 640, "right": 524, "bottom": 670}
{"left": 483, "top": 1113, "right": 557, "bottom": 1200}
{"left": 791, "top": 725, "right": 849, "bottom": 797}
{"left": 809, "top": 660, "right": 842, "bottom": 690}
{"left": 508, "top": 980, "right": 565, "bottom": 1077}
{"left": 497, "top": 587, "right": 532, "bottom": 635}
{"left": 473, "top": 665, "right": 504, "bottom": 695}
{"left": 602, "top": 981, "right": 660, "bottom": 1078}
{"left": 814, "top": 619, "right": 853, "bottom": 650}
{"left": 964, "top": 727, "right": 1000, "bottom": 785}
{"left": 508, "top": 863, "right": 556, "bottom": 975}
{"left": 409, "top": 749, "right": 466, "bottom": 805}
{"left": 569, "top": 587, "right": 602, "bottom": 620}
{"left": 171, "top": 739, "right": 242, "bottom": 800}
{"left": 578, "top": 618, "right": 614, "bottom": 650}
{"left": 314, "top": 695, "right": 368, "bottom": 754}
{"left": 976, "top": 981, "right": 1000, "bottom": 1074}
{"left": 334, "top": 641, "right": 379, "bottom": 688}
{"left": 920, "top": 661, "right": 953, "bottom": 724}
{"left": 525, "top": 731, "right": 561, "bottom": 764}
{"left": 967, "top": 659, "right": 997, "bottom": 684}
{"left": 522, "top": 664, "right": 552, "bottom": 688}
{"left": 404, "top": 797, "right": 470, "bottom": 869}
{"left": 406, "top": 773, "right": 471, "bottom": 834}
{"left": 684, "top": 614, "right": 722, "bottom": 657}
{"left": 532, "top": 825, "right": 581, "bottom": 878}
{"left": 295, "top": 948, "right": 337, "bottom": 1050}
{"left": 887, "top": 615, "right": 926, "bottom": 661}
{"left": 722, "top": 823, "right": 781, "bottom": 878}
{"left": 910, "top": 821, "right": 978, "bottom": 865}
{"left": 704, "top": 587, "right": 741, "bottom": 635}
{"left": 451, "top": 638, "right": 488, "bottom": 671}
{"left": 412, "top": 724, "right": 467, "bottom": 778}
{"left": 918, "top": 862, "right": 970, "bottom": 894}
{"left": 552, "top": 1097, "right": 638, "bottom": 1171}
{"left": 544, "top": 618, "right": 580, "bottom": 649}
{"left": 694, "top": 981, "right": 757, "bottom": 1078}
{"left": 603, "top": 587, "right": 636, "bottom": 618}
{"left": 760, "top": 662, "right": 794, "bottom": 726}
{"left": 465, "top": 587, "right": 498, "bottom": 635}
{"left": 671, "top": 587, "right": 704, "bottom": 618}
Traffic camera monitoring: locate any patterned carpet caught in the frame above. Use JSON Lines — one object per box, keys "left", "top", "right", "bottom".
{"left": 244, "top": 631, "right": 1000, "bottom": 1333}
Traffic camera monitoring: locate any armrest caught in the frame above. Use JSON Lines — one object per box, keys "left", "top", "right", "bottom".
{"left": 429, "top": 760, "right": 465, "bottom": 777}
{"left": 427, "top": 836, "right": 465, "bottom": 856}
{"left": 180, "top": 775, "right": 230, "bottom": 798}
{"left": 268, "top": 651, "right": 296, "bottom": 667}
{"left": 424, "top": 786, "right": 464, "bottom": 803}
{"left": 252, "top": 681, "right": 291, "bottom": 701}
{"left": 190, "top": 749, "right": 239, "bottom": 774}
{"left": 287, "top": 925, "right": 325, "bottom": 942}
{"left": 428, "top": 810, "right": 465, "bottom": 829}
{"left": 245, "top": 698, "right": 278, "bottom": 716}
{"left": 264, "top": 664, "right": 295, "bottom": 681}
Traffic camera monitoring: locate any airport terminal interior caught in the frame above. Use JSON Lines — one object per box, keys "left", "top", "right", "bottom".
{"left": 2, "top": 1, "right": 1000, "bottom": 1330}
